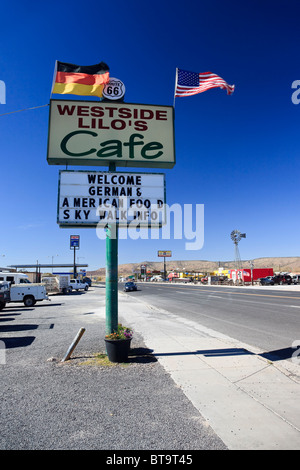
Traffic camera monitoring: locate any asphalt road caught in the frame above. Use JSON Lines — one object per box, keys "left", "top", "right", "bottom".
{"left": 119, "top": 283, "right": 300, "bottom": 356}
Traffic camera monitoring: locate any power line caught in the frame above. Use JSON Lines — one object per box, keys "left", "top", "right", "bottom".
{"left": 0, "top": 103, "right": 49, "bottom": 117}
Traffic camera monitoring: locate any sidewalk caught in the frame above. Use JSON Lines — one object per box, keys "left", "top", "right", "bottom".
{"left": 119, "top": 288, "right": 300, "bottom": 450}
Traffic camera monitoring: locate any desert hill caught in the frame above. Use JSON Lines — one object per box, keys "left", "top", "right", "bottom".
{"left": 87, "top": 257, "right": 300, "bottom": 277}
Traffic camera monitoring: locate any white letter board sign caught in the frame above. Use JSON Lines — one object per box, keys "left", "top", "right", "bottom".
{"left": 57, "top": 170, "right": 166, "bottom": 228}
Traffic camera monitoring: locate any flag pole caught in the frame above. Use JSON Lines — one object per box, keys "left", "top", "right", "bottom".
{"left": 173, "top": 68, "right": 178, "bottom": 108}
{"left": 50, "top": 60, "right": 58, "bottom": 99}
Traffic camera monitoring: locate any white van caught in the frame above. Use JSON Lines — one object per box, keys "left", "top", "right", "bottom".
{"left": 0, "top": 272, "right": 30, "bottom": 285}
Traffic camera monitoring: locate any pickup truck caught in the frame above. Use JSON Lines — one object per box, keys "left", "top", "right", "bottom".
{"left": 10, "top": 283, "right": 49, "bottom": 307}
{"left": 69, "top": 279, "right": 89, "bottom": 291}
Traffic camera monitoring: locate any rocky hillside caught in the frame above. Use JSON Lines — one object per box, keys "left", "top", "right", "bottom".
{"left": 88, "top": 257, "right": 300, "bottom": 277}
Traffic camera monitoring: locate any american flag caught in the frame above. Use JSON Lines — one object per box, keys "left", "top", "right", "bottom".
{"left": 175, "top": 69, "right": 235, "bottom": 97}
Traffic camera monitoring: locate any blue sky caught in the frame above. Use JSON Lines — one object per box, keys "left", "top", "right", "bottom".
{"left": 1, "top": 0, "right": 300, "bottom": 272}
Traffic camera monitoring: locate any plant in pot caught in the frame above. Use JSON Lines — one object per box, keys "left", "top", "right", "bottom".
{"left": 105, "top": 324, "right": 133, "bottom": 363}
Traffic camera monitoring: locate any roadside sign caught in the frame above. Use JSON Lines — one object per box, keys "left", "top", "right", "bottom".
{"left": 102, "top": 77, "right": 125, "bottom": 101}
{"left": 70, "top": 235, "right": 80, "bottom": 249}
{"left": 158, "top": 250, "right": 172, "bottom": 257}
{"left": 47, "top": 85, "right": 175, "bottom": 337}
{"left": 57, "top": 170, "right": 166, "bottom": 228}
{"left": 47, "top": 100, "right": 175, "bottom": 169}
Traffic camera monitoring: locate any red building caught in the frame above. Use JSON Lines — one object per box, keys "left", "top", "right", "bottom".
{"left": 229, "top": 268, "right": 273, "bottom": 282}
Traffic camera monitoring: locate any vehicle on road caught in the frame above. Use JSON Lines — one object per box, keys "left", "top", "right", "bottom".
{"left": 124, "top": 281, "right": 137, "bottom": 292}
{"left": 272, "top": 274, "right": 292, "bottom": 285}
{"left": 292, "top": 275, "right": 300, "bottom": 285}
{"left": 69, "top": 279, "right": 89, "bottom": 291}
{"left": 0, "top": 282, "right": 11, "bottom": 310}
{"left": 259, "top": 277, "right": 274, "bottom": 285}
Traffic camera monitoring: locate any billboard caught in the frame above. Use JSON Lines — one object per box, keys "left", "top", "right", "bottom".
{"left": 57, "top": 170, "right": 166, "bottom": 228}
{"left": 158, "top": 250, "right": 172, "bottom": 257}
{"left": 47, "top": 100, "right": 175, "bottom": 169}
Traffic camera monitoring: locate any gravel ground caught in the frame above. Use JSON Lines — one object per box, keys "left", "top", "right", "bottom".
{"left": 0, "top": 287, "right": 227, "bottom": 451}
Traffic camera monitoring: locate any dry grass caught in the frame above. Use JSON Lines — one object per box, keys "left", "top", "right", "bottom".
{"left": 78, "top": 353, "right": 129, "bottom": 368}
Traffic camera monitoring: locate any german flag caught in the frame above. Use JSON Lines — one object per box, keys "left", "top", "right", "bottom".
{"left": 51, "top": 61, "right": 110, "bottom": 98}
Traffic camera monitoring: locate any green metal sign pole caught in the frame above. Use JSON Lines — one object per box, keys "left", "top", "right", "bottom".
{"left": 105, "top": 162, "right": 118, "bottom": 335}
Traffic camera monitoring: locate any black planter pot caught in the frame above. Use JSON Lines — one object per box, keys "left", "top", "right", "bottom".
{"left": 105, "top": 338, "right": 132, "bottom": 363}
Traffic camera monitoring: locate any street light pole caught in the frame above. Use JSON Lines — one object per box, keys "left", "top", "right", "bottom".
{"left": 249, "top": 260, "right": 254, "bottom": 285}
{"left": 48, "top": 255, "right": 58, "bottom": 273}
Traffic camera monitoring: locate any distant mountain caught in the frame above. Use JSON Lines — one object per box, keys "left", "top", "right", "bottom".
{"left": 87, "top": 256, "right": 300, "bottom": 277}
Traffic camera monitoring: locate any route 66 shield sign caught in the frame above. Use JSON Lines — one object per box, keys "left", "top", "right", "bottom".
{"left": 102, "top": 77, "right": 125, "bottom": 100}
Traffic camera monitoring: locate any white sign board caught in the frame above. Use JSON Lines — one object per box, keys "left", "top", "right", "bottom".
{"left": 57, "top": 170, "right": 166, "bottom": 228}
{"left": 47, "top": 100, "right": 175, "bottom": 169}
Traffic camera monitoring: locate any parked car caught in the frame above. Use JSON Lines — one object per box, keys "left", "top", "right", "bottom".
{"left": 259, "top": 277, "right": 274, "bottom": 285}
{"left": 0, "top": 282, "right": 11, "bottom": 310}
{"left": 69, "top": 279, "right": 89, "bottom": 291}
{"left": 82, "top": 277, "right": 92, "bottom": 287}
{"left": 124, "top": 281, "right": 137, "bottom": 292}
{"left": 9, "top": 283, "right": 48, "bottom": 307}
{"left": 150, "top": 276, "right": 163, "bottom": 282}
{"left": 42, "top": 275, "right": 72, "bottom": 295}
{"left": 292, "top": 275, "right": 300, "bottom": 285}
{"left": 272, "top": 274, "right": 292, "bottom": 285}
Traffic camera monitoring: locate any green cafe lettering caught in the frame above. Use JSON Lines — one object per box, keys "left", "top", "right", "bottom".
{"left": 60, "top": 131, "right": 164, "bottom": 160}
